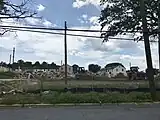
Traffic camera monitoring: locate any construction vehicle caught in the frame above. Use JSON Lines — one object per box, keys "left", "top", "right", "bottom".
{"left": 127, "top": 66, "right": 146, "bottom": 80}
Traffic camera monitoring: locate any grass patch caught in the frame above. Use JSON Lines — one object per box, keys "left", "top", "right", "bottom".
{"left": 0, "top": 72, "right": 16, "bottom": 79}
{"left": 0, "top": 92, "right": 159, "bottom": 105}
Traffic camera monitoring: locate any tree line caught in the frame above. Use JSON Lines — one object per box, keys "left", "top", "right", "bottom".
{"left": 0, "top": 60, "right": 101, "bottom": 72}
{"left": 0, "top": 60, "right": 60, "bottom": 70}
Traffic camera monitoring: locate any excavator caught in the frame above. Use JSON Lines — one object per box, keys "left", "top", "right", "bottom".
{"left": 127, "top": 66, "right": 146, "bottom": 80}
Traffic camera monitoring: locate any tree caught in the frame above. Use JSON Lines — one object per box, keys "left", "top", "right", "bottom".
{"left": 24, "top": 61, "right": 32, "bottom": 69}
{"left": 41, "top": 61, "right": 48, "bottom": 69}
{"left": 12, "top": 62, "right": 18, "bottom": 70}
{"left": 17, "top": 59, "right": 24, "bottom": 67}
{"left": 0, "top": 61, "right": 7, "bottom": 67}
{"left": 49, "top": 62, "right": 57, "bottom": 69}
{"left": 72, "top": 64, "right": 79, "bottom": 74}
{"left": 33, "top": 61, "right": 41, "bottom": 68}
{"left": 0, "top": 0, "right": 36, "bottom": 19}
{"left": 100, "top": 0, "right": 158, "bottom": 39}
{"left": 0, "top": 0, "right": 37, "bottom": 35}
{"left": 100, "top": 0, "right": 157, "bottom": 100}
{"left": 88, "top": 64, "right": 101, "bottom": 73}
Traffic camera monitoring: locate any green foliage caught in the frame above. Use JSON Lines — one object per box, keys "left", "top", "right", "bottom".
{"left": 0, "top": 94, "right": 41, "bottom": 105}
{"left": 0, "top": 0, "right": 3, "bottom": 10}
{"left": 88, "top": 64, "right": 101, "bottom": 73}
{"left": 114, "top": 73, "right": 127, "bottom": 78}
{"left": 100, "top": 0, "right": 158, "bottom": 38}
{"left": 0, "top": 0, "right": 37, "bottom": 20}
{"left": 2, "top": 60, "right": 60, "bottom": 70}
{"left": 155, "top": 75, "right": 160, "bottom": 81}
{"left": 0, "top": 92, "right": 158, "bottom": 105}
{"left": 0, "top": 72, "right": 16, "bottom": 79}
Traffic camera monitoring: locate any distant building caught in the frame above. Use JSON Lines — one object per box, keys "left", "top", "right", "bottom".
{"left": 31, "top": 68, "right": 59, "bottom": 73}
{"left": 97, "top": 68, "right": 109, "bottom": 77}
{"left": 14, "top": 66, "right": 22, "bottom": 72}
{"left": 0, "top": 66, "right": 10, "bottom": 72}
{"left": 105, "top": 63, "right": 127, "bottom": 78}
{"left": 59, "top": 64, "right": 73, "bottom": 75}
{"left": 72, "top": 64, "right": 85, "bottom": 74}
{"left": 14, "top": 66, "right": 60, "bottom": 74}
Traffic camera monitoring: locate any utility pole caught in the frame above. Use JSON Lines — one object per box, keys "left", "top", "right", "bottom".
{"left": 64, "top": 21, "right": 68, "bottom": 85}
{"left": 129, "top": 62, "right": 131, "bottom": 69}
{"left": 9, "top": 54, "right": 12, "bottom": 64}
{"left": 12, "top": 47, "right": 15, "bottom": 64}
{"left": 140, "top": 0, "right": 156, "bottom": 100}
{"left": 158, "top": 0, "right": 160, "bottom": 71}
{"left": 9, "top": 54, "right": 11, "bottom": 71}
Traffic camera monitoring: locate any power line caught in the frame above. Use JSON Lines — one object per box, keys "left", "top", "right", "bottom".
{"left": 0, "top": 25, "right": 64, "bottom": 31}
{"left": 0, "top": 25, "right": 143, "bottom": 33}
{"left": 0, "top": 24, "right": 158, "bottom": 42}
{"left": 2, "top": 27, "right": 158, "bottom": 42}
{"left": 67, "top": 28, "right": 142, "bottom": 33}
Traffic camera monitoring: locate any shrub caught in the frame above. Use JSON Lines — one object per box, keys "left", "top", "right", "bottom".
{"left": 114, "top": 73, "right": 127, "bottom": 78}
{"left": 0, "top": 92, "right": 158, "bottom": 105}
{"left": 0, "top": 72, "right": 16, "bottom": 79}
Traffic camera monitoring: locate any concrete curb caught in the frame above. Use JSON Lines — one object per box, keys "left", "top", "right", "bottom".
{"left": 0, "top": 102, "right": 160, "bottom": 108}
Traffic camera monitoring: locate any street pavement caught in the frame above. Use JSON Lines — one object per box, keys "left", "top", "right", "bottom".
{"left": 0, "top": 104, "right": 160, "bottom": 120}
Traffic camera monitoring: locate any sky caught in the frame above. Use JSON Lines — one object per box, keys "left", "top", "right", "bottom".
{"left": 0, "top": 0, "right": 159, "bottom": 70}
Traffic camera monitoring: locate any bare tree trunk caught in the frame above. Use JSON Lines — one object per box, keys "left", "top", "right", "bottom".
{"left": 140, "top": 0, "right": 156, "bottom": 101}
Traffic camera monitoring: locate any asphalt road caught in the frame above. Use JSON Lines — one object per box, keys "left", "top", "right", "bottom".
{"left": 0, "top": 104, "right": 160, "bottom": 120}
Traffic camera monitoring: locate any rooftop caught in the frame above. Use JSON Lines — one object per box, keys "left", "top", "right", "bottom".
{"left": 105, "top": 63, "right": 125, "bottom": 70}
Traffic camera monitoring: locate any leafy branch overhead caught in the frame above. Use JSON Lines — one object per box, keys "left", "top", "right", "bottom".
{"left": 99, "top": 0, "right": 158, "bottom": 41}
{"left": 0, "top": 0, "right": 37, "bottom": 35}
{"left": 0, "top": 0, "right": 36, "bottom": 19}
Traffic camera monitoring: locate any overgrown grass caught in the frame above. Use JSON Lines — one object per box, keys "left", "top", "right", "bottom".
{"left": 0, "top": 72, "right": 16, "bottom": 79}
{"left": 0, "top": 92, "right": 159, "bottom": 105}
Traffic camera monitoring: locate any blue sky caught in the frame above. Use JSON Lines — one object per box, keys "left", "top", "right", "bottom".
{"left": 0, "top": 0, "right": 158, "bottom": 70}
{"left": 33, "top": 0, "right": 100, "bottom": 27}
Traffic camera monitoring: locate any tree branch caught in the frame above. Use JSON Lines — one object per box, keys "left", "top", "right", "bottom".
{"left": 0, "top": 0, "right": 37, "bottom": 19}
{"left": 0, "top": 28, "right": 10, "bottom": 35}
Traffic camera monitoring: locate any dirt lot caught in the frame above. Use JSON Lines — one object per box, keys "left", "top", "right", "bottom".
{"left": 0, "top": 79, "right": 159, "bottom": 92}
{"left": 22, "top": 79, "right": 158, "bottom": 90}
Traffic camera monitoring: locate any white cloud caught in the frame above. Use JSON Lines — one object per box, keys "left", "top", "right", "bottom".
{"left": 19, "top": 17, "right": 54, "bottom": 28}
{"left": 78, "top": 14, "right": 89, "bottom": 24}
{"left": 73, "top": 0, "right": 88, "bottom": 8}
{"left": 0, "top": 15, "right": 159, "bottom": 70}
{"left": 82, "top": 14, "right": 88, "bottom": 20}
{"left": 78, "top": 19, "right": 85, "bottom": 24}
{"left": 73, "top": 0, "right": 100, "bottom": 8}
{"left": 89, "top": 16, "right": 99, "bottom": 25}
{"left": 37, "top": 4, "right": 45, "bottom": 12}
{"left": 25, "top": 18, "right": 41, "bottom": 25}
{"left": 43, "top": 19, "right": 56, "bottom": 27}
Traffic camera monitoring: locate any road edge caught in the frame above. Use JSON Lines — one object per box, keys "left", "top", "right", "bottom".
{"left": 0, "top": 102, "right": 160, "bottom": 108}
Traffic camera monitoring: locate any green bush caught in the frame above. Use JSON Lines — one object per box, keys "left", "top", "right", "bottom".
{"left": 0, "top": 72, "right": 16, "bottom": 79}
{"left": 0, "top": 92, "right": 158, "bottom": 105}
{"left": 0, "top": 94, "right": 41, "bottom": 104}
{"left": 128, "top": 92, "right": 151, "bottom": 102}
